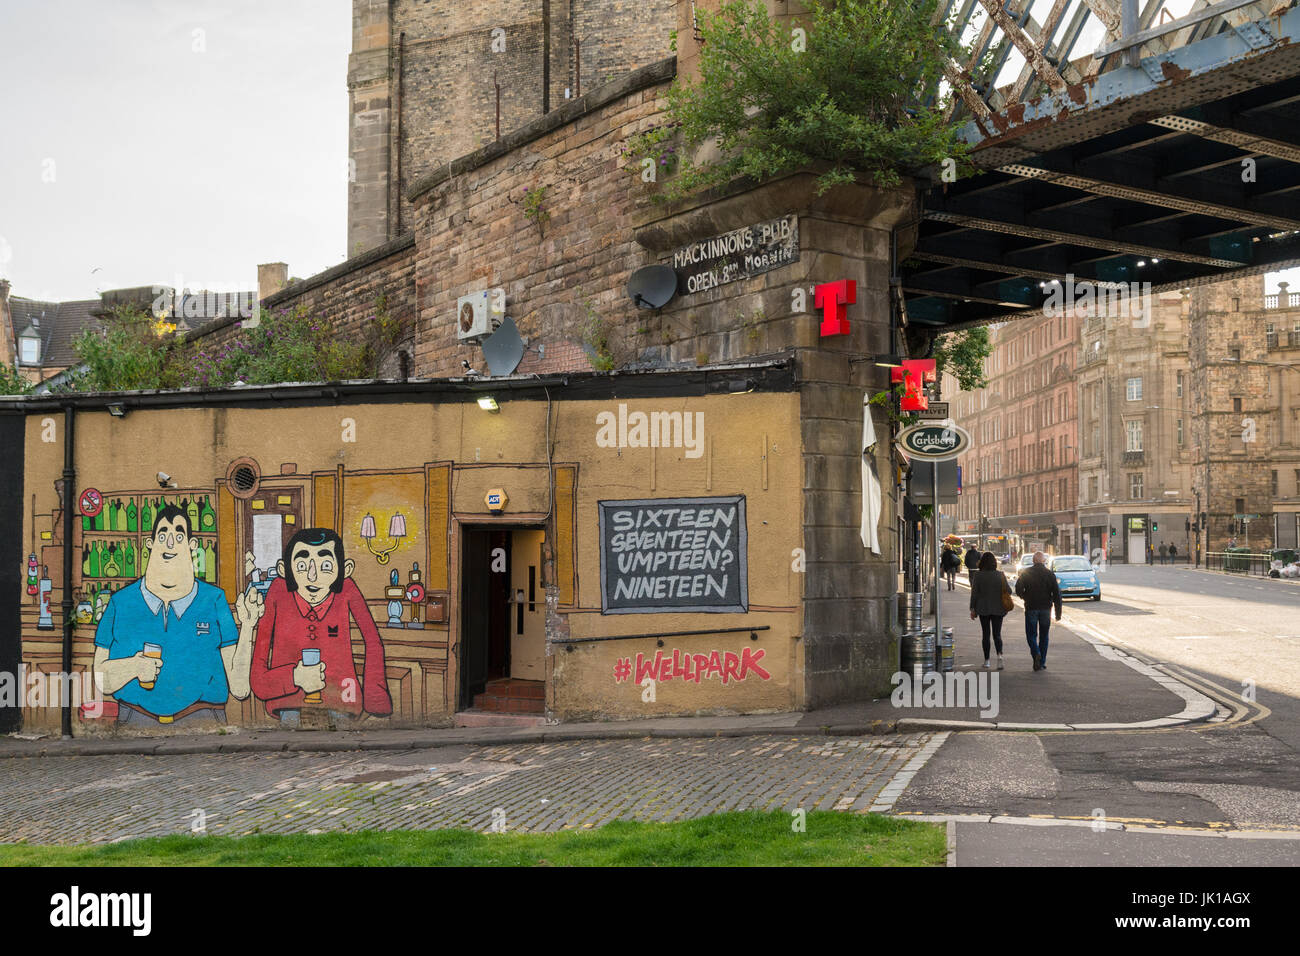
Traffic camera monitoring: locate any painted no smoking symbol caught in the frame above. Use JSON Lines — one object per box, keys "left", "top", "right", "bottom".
{"left": 79, "top": 487, "right": 104, "bottom": 518}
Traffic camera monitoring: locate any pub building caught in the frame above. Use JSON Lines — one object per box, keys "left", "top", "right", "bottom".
{"left": 0, "top": 55, "right": 946, "bottom": 735}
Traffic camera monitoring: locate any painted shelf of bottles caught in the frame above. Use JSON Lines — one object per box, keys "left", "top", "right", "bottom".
{"left": 76, "top": 492, "right": 219, "bottom": 625}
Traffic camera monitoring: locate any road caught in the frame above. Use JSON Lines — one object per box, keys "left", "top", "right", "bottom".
{"left": 898, "top": 565, "right": 1300, "bottom": 864}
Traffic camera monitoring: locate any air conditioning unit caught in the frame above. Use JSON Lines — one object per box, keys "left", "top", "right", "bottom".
{"left": 456, "top": 289, "right": 505, "bottom": 342}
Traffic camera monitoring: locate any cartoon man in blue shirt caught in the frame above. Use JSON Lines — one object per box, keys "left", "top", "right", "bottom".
{"left": 93, "top": 505, "right": 263, "bottom": 726}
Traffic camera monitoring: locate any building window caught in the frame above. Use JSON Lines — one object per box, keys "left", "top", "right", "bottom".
{"left": 1267, "top": 324, "right": 1278, "bottom": 348}
{"left": 1232, "top": 297, "right": 1240, "bottom": 311}
{"left": 1233, "top": 397, "right": 1242, "bottom": 413}
{"left": 1129, "top": 473, "right": 1144, "bottom": 499}
{"left": 1176, "top": 371, "right": 1184, "bottom": 397}
{"left": 1126, "top": 377, "right": 1142, "bottom": 401}
{"left": 1235, "top": 497, "right": 1245, "bottom": 517}
{"left": 1272, "top": 470, "right": 1279, "bottom": 497}
{"left": 19, "top": 337, "right": 39, "bottom": 364}
{"left": 1230, "top": 348, "right": 1241, "bottom": 362}
{"left": 1177, "top": 418, "right": 1184, "bottom": 446}
{"left": 1089, "top": 476, "right": 1099, "bottom": 502}
{"left": 1126, "top": 420, "right": 1143, "bottom": 452}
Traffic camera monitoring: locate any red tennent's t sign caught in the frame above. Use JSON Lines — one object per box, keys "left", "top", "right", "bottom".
{"left": 815, "top": 279, "right": 855, "bottom": 336}
{"left": 891, "top": 359, "right": 936, "bottom": 411}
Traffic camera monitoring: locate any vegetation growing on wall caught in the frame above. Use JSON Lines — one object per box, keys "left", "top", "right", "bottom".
{"left": 61, "top": 298, "right": 406, "bottom": 393}
{"left": 630, "top": 0, "right": 974, "bottom": 201}
{"left": 0, "top": 362, "right": 34, "bottom": 395}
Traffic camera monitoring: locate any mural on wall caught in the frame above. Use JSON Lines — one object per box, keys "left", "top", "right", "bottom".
{"left": 249, "top": 527, "right": 393, "bottom": 720}
{"left": 92, "top": 505, "right": 261, "bottom": 726}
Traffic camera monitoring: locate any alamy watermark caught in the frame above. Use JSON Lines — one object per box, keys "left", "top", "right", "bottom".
{"left": 0, "top": 666, "right": 103, "bottom": 715}
{"left": 891, "top": 670, "right": 999, "bottom": 719}
{"left": 595, "top": 404, "right": 704, "bottom": 458}
{"left": 1041, "top": 273, "right": 1153, "bottom": 327}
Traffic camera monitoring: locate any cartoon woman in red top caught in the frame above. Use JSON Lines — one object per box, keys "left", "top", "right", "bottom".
{"left": 250, "top": 527, "right": 392, "bottom": 722}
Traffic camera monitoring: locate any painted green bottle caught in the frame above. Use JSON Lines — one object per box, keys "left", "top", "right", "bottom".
{"left": 193, "top": 539, "right": 206, "bottom": 579}
{"left": 205, "top": 541, "right": 218, "bottom": 583}
{"left": 126, "top": 498, "right": 137, "bottom": 532}
{"left": 200, "top": 495, "right": 215, "bottom": 532}
{"left": 103, "top": 543, "right": 120, "bottom": 578}
{"left": 123, "top": 541, "right": 136, "bottom": 578}
{"left": 82, "top": 544, "right": 91, "bottom": 577}
{"left": 140, "top": 496, "right": 152, "bottom": 535}
{"left": 89, "top": 541, "right": 101, "bottom": 578}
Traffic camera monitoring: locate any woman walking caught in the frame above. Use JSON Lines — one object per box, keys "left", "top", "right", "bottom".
{"left": 969, "top": 551, "right": 1012, "bottom": 669}
{"left": 940, "top": 536, "right": 962, "bottom": 591}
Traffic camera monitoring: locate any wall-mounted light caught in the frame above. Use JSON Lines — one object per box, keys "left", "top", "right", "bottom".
{"left": 107, "top": 403, "right": 126, "bottom": 418}
{"left": 477, "top": 396, "right": 500, "bottom": 413}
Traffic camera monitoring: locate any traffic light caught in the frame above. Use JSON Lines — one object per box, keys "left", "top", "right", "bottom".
{"left": 1109, "top": 528, "right": 1117, "bottom": 537}
{"left": 1152, "top": 521, "right": 1158, "bottom": 532}
{"left": 1185, "top": 517, "right": 1191, "bottom": 532}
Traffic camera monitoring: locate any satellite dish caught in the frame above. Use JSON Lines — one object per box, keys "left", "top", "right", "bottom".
{"left": 481, "top": 316, "right": 525, "bottom": 376}
{"left": 627, "top": 265, "right": 678, "bottom": 309}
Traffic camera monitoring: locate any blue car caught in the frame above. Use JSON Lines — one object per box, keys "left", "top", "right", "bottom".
{"left": 1051, "top": 554, "right": 1101, "bottom": 601}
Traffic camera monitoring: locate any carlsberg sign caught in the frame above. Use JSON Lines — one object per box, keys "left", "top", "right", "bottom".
{"left": 898, "top": 423, "right": 970, "bottom": 460}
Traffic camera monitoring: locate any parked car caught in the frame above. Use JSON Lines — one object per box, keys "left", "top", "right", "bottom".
{"left": 1007, "top": 553, "right": 1036, "bottom": 590}
{"left": 1050, "top": 554, "right": 1101, "bottom": 601}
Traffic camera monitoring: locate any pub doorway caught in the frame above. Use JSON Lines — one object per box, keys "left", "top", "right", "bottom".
{"left": 458, "top": 525, "right": 546, "bottom": 716}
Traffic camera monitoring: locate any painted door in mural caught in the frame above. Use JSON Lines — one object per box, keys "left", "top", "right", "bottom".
{"left": 243, "top": 488, "right": 303, "bottom": 586}
{"left": 509, "top": 529, "right": 545, "bottom": 681}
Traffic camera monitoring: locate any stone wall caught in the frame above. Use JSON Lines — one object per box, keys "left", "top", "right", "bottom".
{"left": 348, "top": 0, "right": 676, "bottom": 255}
{"left": 407, "top": 59, "right": 678, "bottom": 378}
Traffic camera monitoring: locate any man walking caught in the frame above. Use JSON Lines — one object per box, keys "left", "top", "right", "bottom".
{"left": 1014, "top": 551, "right": 1061, "bottom": 671}
{"left": 1159, "top": 543, "right": 1168, "bottom": 565}
{"left": 964, "top": 544, "right": 981, "bottom": 583}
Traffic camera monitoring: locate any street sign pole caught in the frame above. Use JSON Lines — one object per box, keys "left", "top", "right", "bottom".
{"left": 933, "top": 463, "right": 940, "bottom": 647}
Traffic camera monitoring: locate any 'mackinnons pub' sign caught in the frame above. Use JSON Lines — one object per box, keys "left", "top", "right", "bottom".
{"left": 672, "top": 216, "right": 799, "bottom": 295}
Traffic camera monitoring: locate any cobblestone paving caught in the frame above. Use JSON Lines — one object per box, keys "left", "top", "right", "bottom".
{"left": 0, "top": 733, "right": 937, "bottom": 845}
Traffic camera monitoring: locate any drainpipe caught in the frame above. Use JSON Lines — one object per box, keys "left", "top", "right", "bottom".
{"left": 542, "top": 0, "right": 551, "bottom": 114}
{"left": 60, "top": 404, "right": 75, "bottom": 738}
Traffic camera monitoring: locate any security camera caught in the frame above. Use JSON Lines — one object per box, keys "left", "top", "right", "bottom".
{"left": 156, "top": 472, "right": 175, "bottom": 488}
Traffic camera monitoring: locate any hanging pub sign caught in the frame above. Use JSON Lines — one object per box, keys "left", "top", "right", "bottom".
{"left": 598, "top": 496, "right": 748, "bottom": 614}
{"left": 891, "top": 359, "right": 937, "bottom": 411}
{"left": 672, "top": 216, "right": 799, "bottom": 295}
{"left": 897, "top": 422, "right": 971, "bottom": 461}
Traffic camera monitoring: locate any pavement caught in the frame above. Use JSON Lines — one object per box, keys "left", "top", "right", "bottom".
{"left": 0, "top": 733, "right": 945, "bottom": 845}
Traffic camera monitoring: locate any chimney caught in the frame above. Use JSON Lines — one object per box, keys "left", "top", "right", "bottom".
{"left": 0, "top": 279, "right": 12, "bottom": 366}
{"left": 253, "top": 262, "right": 289, "bottom": 329}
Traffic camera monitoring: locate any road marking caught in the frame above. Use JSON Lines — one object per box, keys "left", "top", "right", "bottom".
{"left": 895, "top": 812, "right": 1300, "bottom": 837}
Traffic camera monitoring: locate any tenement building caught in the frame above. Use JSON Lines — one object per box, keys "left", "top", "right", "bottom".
{"left": 1188, "top": 276, "right": 1300, "bottom": 552}
{"left": 948, "top": 306, "right": 1081, "bottom": 555}
{"left": 1076, "top": 290, "right": 1196, "bottom": 563}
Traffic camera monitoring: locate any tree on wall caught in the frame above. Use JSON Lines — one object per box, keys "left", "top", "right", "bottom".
{"left": 629, "top": 0, "right": 976, "bottom": 200}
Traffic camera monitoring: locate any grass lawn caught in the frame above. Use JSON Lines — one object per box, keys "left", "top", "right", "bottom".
{"left": 0, "top": 811, "right": 944, "bottom": 866}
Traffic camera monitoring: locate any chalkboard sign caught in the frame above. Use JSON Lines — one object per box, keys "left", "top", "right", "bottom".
{"left": 598, "top": 496, "right": 748, "bottom": 614}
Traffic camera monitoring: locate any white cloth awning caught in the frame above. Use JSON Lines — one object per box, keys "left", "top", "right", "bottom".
{"left": 861, "top": 396, "right": 882, "bottom": 554}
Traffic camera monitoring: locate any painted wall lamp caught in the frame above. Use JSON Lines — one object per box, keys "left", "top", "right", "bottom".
{"left": 360, "top": 511, "right": 407, "bottom": 565}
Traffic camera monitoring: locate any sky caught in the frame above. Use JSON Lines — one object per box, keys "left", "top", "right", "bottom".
{"left": 0, "top": 0, "right": 351, "bottom": 303}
